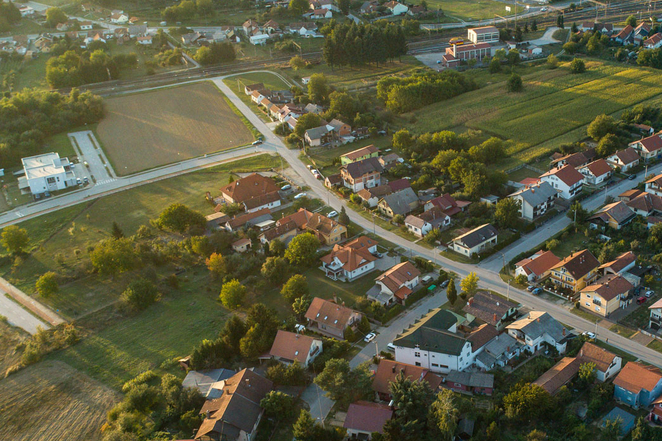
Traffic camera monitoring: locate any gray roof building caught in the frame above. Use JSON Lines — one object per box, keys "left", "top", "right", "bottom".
{"left": 394, "top": 309, "right": 467, "bottom": 355}
{"left": 452, "top": 224, "right": 498, "bottom": 249}
{"left": 446, "top": 370, "right": 494, "bottom": 389}
{"left": 509, "top": 181, "right": 557, "bottom": 208}
{"left": 507, "top": 311, "right": 567, "bottom": 343}
{"left": 380, "top": 187, "right": 419, "bottom": 216}
{"left": 343, "top": 157, "right": 383, "bottom": 180}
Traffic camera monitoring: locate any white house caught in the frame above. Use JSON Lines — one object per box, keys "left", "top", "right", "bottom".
{"left": 250, "top": 34, "right": 269, "bottom": 45}
{"left": 578, "top": 159, "right": 613, "bottom": 185}
{"left": 19, "top": 152, "right": 77, "bottom": 196}
{"left": 515, "top": 250, "right": 561, "bottom": 282}
{"left": 404, "top": 206, "right": 450, "bottom": 237}
{"left": 540, "top": 165, "right": 584, "bottom": 200}
{"left": 506, "top": 311, "right": 568, "bottom": 354}
{"left": 384, "top": 1, "right": 409, "bottom": 15}
{"left": 467, "top": 26, "right": 500, "bottom": 44}
{"left": 110, "top": 11, "right": 129, "bottom": 24}
{"left": 508, "top": 181, "right": 557, "bottom": 221}
{"left": 450, "top": 224, "right": 498, "bottom": 257}
{"left": 645, "top": 32, "right": 662, "bottom": 49}
{"left": 320, "top": 240, "right": 378, "bottom": 281}
{"left": 650, "top": 298, "right": 662, "bottom": 330}
{"left": 79, "top": 21, "right": 93, "bottom": 31}
{"left": 136, "top": 35, "right": 152, "bottom": 45}
{"left": 629, "top": 132, "right": 662, "bottom": 161}
{"left": 607, "top": 147, "right": 640, "bottom": 172}
{"left": 368, "top": 261, "right": 420, "bottom": 305}
{"left": 577, "top": 341, "right": 622, "bottom": 382}
{"left": 267, "top": 330, "right": 322, "bottom": 367}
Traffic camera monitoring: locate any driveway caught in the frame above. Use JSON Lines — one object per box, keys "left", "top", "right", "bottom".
{"left": 524, "top": 26, "right": 562, "bottom": 46}
{"left": 69, "top": 130, "right": 116, "bottom": 185}
{"left": 300, "top": 383, "right": 335, "bottom": 423}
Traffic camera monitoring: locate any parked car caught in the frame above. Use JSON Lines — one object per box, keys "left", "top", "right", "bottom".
{"left": 281, "top": 184, "right": 292, "bottom": 191}
{"left": 294, "top": 192, "right": 307, "bottom": 199}
{"left": 628, "top": 174, "right": 637, "bottom": 180}
{"left": 252, "top": 140, "right": 262, "bottom": 146}
{"left": 364, "top": 332, "right": 376, "bottom": 343}
{"left": 637, "top": 296, "right": 647, "bottom": 304}
{"left": 76, "top": 177, "right": 82, "bottom": 185}
{"left": 327, "top": 210, "right": 338, "bottom": 218}
{"left": 582, "top": 331, "right": 596, "bottom": 339}
{"left": 311, "top": 169, "right": 319, "bottom": 175}
{"left": 527, "top": 285, "right": 535, "bottom": 292}
{"left": 387, "top": 343, "right": 396, "bottom": 352}
{"left": 83, "top": 177, "right": 89, "bottom": 184}
{"left": 532, "top": 288, "right": 543, "bottom": 295}
{"left": 306, "top": 165, "right": 313, "bottom": 169}
{"left": 440, "top": 280, "right": 450, "bottom": 289}
{"left": 422, "top": 275, "right": 434, "bottom": 285}
{"left": 646, "top": 290, "right": 655, "bottom": 298}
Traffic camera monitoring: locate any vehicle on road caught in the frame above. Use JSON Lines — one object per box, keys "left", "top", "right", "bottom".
{"left": 83, "top": 177, "right": 89, "bottom": 184}
{"left": 252, "top": 140, "right": 262, "bottom": 146}
{"left": 532, "top": 288, "right": 543, "bottom": 295}
{"left": 441, "top": 280, "right": 450, "bottom": 289}
{"left": 387, "top": 343, "right": 396, "bottom": 352}
{"left": 637, "top": 296, "right": 647, "bottom": 304}
{"left": 294, "top": 192, "right": 307, "bottom": 199}
{"left": 364, "top": 332, "right": 376, "bottom": 343}
{"left": 281, "top": 184, "right": 292, "bottom": 191}
{"left": 327, "top": 210, "right": 338, "bottom": 218}
{"left": 582, "top": 331, "right": 596, "bottom": 339}
{"left": 628, "top": 174, "right": 637, "bottom": 180}
{"left": 422, "top": 275, "right": 434, "bottom": 285}
{"left": 646, "top": 290, "right": 655, "bottom": 298}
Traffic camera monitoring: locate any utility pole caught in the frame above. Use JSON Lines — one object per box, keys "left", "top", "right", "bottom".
{"left": 507, "top": 280, "right": 511, "bottom": 301}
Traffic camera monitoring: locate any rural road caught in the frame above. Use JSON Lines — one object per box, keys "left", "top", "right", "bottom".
{"left": 0, "top": 291, "right": 47, "bottom": 334}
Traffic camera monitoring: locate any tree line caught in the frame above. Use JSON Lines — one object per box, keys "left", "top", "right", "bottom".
{"left": 0, "top": 88, "right": 103, "bottom": 167}
{"left": 322, "top": 21, "right": 409, "bottom": 68}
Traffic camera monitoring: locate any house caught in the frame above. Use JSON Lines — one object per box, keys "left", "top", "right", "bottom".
{"left": 646, "top": 173, "right": 662, "bottom": 197}
{"left": 259, "top": 220, "right": 298, "bottom": 245}
{"left": 634, "top": 21, "right": 651, "bottom": 44}
{"left": 34, "top": 35, "right": 54, "bottom": 52}
{"left": 324, "top": 173, "right": 342, "bottom": 188}
{"left": 18, "top": 4, "right": 34, "bottom": 16}
{"left": 250, "top": 34, "right": 269, "bottom": 45}
{"left": 532, "top": 357, "right": 581, "bottom": 395}
{"left": 308, "top": 8, "right": 332, "bottom": 18}
{"left": 263, "top": 19, "right": 280, "bottom": 33}
{"left": 137, "top": 35, "right": 152, "bottom": 45}
{"left": 606, "top": 147, "right": 640, "bottom": 172}
{"left": 359, "top": 0, "right": 379, "bottom": 14}
{"left": 506, "top": 311, "right": 569, "bottom": 354}
{"left": 549, "top": 249, "right": 600, "bottom": 293}
{"left": 392, "top": 308, "right": 491, "bottom": 374}
{"left": 645, "top": 32, "right": 662, "bottom": 49}
{"left": 540, "top": 165, "right": 584, "bottom": 200}
{"left": 378, "top": 153, "right": 402, "bottom": 170}
{"left": 629, "top": 132, "right": 662, "bottom": 160}
{"left": 467, "top": 26, "right": 499, "bottom": 44}
{"left": 515, "top": 250, "right": 561, "bottom": 282}
{"left": 613, "top": 24, "right": 634, "bottom": 44}
{"left": 19, "top": 152, "right": 77, "bottom": 196}
{"left": 242, "top": 19, "right": 259, "bottom": 34}
{"left": 614, "top": 362, "right": 662, "bottom": 408}
{"left": 182, "top": 368, "right": 236, "bottom": 397}
{"left": 405, "top": 206, "right": 450, "bottom": 238}
{"left": 634, "top": 123, "right": 655, "bottom": 135}
{"left": 304, "top": 297, "right": 363, "bottom": 339}
{"left": 368, "top": 261, "right": 421, "bottom": 305}
{"left": 289, "top": 22, "right": 318, "bottom": 37}
{"left": 378, "top": 187, "right": 419, "bottom": 218}
{"left": 551, "top": 149, "right": 596, "bottom": 168}
{"left": 341, "top": 157, "right": 383, "bottom": 192}
{"left": 602, "top": 408, "right": 636, "bottom": 435}
{"left": 304, "top": 126, "right": 333, "bottom": 146}
{"left": 110, "top": 11, "right": 129, "bottom": 24}
{"left": 244, "top": 83, "right": 264, "bottom": 95}
{"left": 624, "top": 191, "right": 662, "bottom": 216}
{"left": 588, "top": 201, "right": 636, "bottom": 230}
{"left": 268, "top": 330, "right": 322, "bottom": 366}
{"left": 475, "top": 333, "right": 523, "bottom": 370}
{"left": 356, "top": 184, "right": 393, "bottom": 208}
{"left": 599, "top": 251, "right": 637, "bottom": 277}
{"left": 384, "top": 1, "right": 409, "bottom": 15}
{"left": 580, "top": 22, "right": 613, "bottom": 33}
{"left": 442, "top": 42, "right": 493, "bottom": 67}
{"left": 340, "top": 144, "right": 379, "bottom": 165}
{"left": 305, "top": 212, "right": 347, "bottom": 245}
{"left": 231, "top": 238, "right": 251, "bottom": 253}
{"left": 344, "top": 402, "right": 392, "bottom": 439}
{"left": 372, "top": 359, "right": 442, "bottom": 401}
{"left": 219, "top": 173, "right": 281, "bottom": 213}
{"left": 508, "top": 181, "right": 558, "bottom": 221}
{"left": 577, "top": 341, "right": 622, "bottom": 382}
{"left": 444, "top": 371, "right": 494, "bottom": 396}
{"left": 224, "top": 208, "right": 272, "bottom": 232}
{"left": 304, "top": 103, "right": 324, "bottom": 114}
{"left": 579, "top": 274, "right": 634, "bottom": 317}
{"left": 649, "top": 298, "right": 662, "bottom": 329}
{"left": 320, "top": 236, "right": 378, "bottom": 281}
{"left": 462, "top": 291, "right": 520, "bottom": 331}
{"left": 327, "top": 119, "right": 351, "bottom": 137}
{"left": 449, "top": 224, "right": 498, "bottom": 257}
{"left": 195, "top": 369, "right": 273, "bottom": 441}
{"left": 578, "top": 159, "right": 613, "bottom": 185}
{"left": 128, "top": 24, "right": 147, "bottom": 37}
{"left": 424, "top": 193, "right": 470, "bottom": 216}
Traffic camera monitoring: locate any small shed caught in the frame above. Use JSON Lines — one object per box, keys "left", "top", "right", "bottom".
{"left": 601, "top": 407, "right": 635, "bottom": 435}
{"left": 232, "top": 238, "right": 252, "bottom": 253}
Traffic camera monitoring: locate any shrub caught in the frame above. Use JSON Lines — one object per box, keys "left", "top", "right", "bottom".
{"left": 120, "top": 279, "right": 160, "bottom": 313}
{"left": 570, "top": 58, "right": 586, "bottom": 73}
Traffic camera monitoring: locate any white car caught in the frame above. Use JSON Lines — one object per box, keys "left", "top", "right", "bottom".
{"left": 327, "top": 210, "right": 338, "bottom": 218}
{"left": 364, "top": 332, "right": 376, "bottom": 343}
{"left": 311, "top": 169, "right": 319, "bottom": 175}
{"left": 387, "top": 343, "right": 396, "bottom": 352}
{"left": 294, "top": 192, "right": 307, "bottom": 199}
{"left": 646, "top": 290, "right": 655, "bottom": 298}
{"left": 582, "top": 331, "right": 596, "bottom": 339}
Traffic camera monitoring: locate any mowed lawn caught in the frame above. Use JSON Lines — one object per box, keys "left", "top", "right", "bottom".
{"left": 0, "top": 360, "right": 120, "bottom": 441}
{"left": 415, "top": 0, "right": 523, "bottom": 20}
{"left": 0, "top": 154, "right": 275, "bottom": 319}
{"left": 408, "top": 61, "right": 662, "bottom": 170}
{"left": 96, "top": 81, "right": 254, "bottom": 175}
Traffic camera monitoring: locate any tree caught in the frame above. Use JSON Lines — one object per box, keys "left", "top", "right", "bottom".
{"left": 293, "top": 113, "right": 323, "bottom": 138}
{"left": 631, "top": 417, "right": 652, "bottom": 441}
{"left": 626, "top": 15, "right": 637, "bottom": 27}
{"left": 596, "top": 133, "right": 620, "bottom": 156}
{"left": 489, "top": 57, "right": 501, "bottom": 73}
{"left": 261, "top": 256, "right": 290, "bottom": 284}
{"left": 206, "top": 253, "right": 227, "bottom": 279}
{"left": 446, "top": 278, "right": 457, "bottom": 305}
{"left": 527, "top": 430, "right": 548, "bottom": 441}
{"left": 338, "top": 0, "right": 350, "bottom": 14}
{"left": 293, "top": 409, "right": 317, "bottom": 441}
{"left": 120, "top": 279, "right": 159, "bottom": 312}
{"left": 571, "top": 58, "right": 586, "bottom": 74}
{"left": 338, "top": 207, "right": 349, "bottom": 225}
{"left": 271, "top": 239, "right": 286, "bottom": 257}
{"left": 392, "top": 214, "right": 404, "bottom": 225}
{"left": 567, "top": 201, "right": 588, "bottom": 224}
{"left": 307, "top": 73, "right": 329, "bottom": 103}
{"left": 90, "top": 238, "right": 138, "bottom": 277}
{"left": 1, "top": 225, "right": 29, "bottom": 254}
{"left": 495, "top": 198, "right": 521, "bottom": 228}
{"left": 486, "top": 421, "right": 499, "bottom": 440}
{"left": 285, "top": 233, "right": 320, "bottom": 266}
{"left": 281, "top": 274, "right": 309, "bottom": 302}
{"left": 507, "top": 49, "right": 521, "bottom": 65}
{"left": 547, "top": 53, "right": 559, "bottom": 69}
{"left": 289, "top": 0, "right": 309, "bottom": 15}
{"left": 461, "top": 272, "right": 479, "bottom": 295}
{"left": 46, "top": 7, "right": 67, "bottom": 27}
{"left": 507, "top": 73, "right": 523, "bottom": 92}
{"left": 577, "top": 362, "right": 597, "bottom": 388}
{"left": 385, "top": 371, "right": 435, "bottom": 440}
{"left": 429, "top": 389, "right": 459, "bottom": 441}
{"left": 587, "top": 114, "right": 616, "bottom": 141}
{"left": 293, "top": 294, "right": 311, "bottom": 317}
{"left": 111, "top": 221, "right": 124, "bottom": 239}
{"left": 290, "top": 55, "right": 306, "bottom": 70}
{"left": 219, "top": 279, "right": 246, "bottom": 309}
{"left": 156, "top": 203, "right": 206, "bottom": 233}
{"left": 503, "top": 383, "right": 551, "bottom": 421}
{"left": 261, "top": 391, "right": 296, "bottom": 419}
{"left": 314, "top": 359, "right": 373, "bottom": 406}
{"left": 601, "top": 417, "right": 622, "bottom": 441}
{"left": 35, "top": 272, "right": 58, "bottom": 298}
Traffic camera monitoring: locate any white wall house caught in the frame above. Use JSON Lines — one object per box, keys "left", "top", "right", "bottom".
{"left": 539, "top": 165, "right": 584, "bottom": 200}
{"left": 506, "top": 311, "right": 568, "bottom": 355}
{"left": 19, "top": 152, "right": 77, "bottom": 196}
{"left": 508, "top": 181, "right": 557, "bottom": 221}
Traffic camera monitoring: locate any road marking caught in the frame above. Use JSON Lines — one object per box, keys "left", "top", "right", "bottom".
{"left": 95, "top": 178, "right": 117, "bottom": 186}
{"left": 15, "top": 212, "right": 24, "bottom": 218}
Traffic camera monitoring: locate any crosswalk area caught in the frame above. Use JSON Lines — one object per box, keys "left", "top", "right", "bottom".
{"left": 95, "top": 178, "right": 117, "bottom": 186}
{"left": 14, "top": 211, "right": 24, "bottom": 218}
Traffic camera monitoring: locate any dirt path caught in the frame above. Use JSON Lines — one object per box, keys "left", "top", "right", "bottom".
{"left": 0, "top": 277, "right": 65, "bottom": 328}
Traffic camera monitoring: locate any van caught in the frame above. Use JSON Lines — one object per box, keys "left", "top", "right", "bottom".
{"left": 422, "top": 275, "right": 433, "bottom": 285}
{"left": 637, "top": 296, "right": 647, "bottom": 305}
{"left": 281, "top": 184, "right": 292, "bottom": 191}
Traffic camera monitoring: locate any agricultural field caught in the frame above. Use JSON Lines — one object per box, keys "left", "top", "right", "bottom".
{"left": 415, "top": 0, "right": 524, "bottom": 21}
{"left": 408, "top": 60, "right": 662, "bottom": 171}
{"left": 0, "top": 360, "right": 119, "bottom": 441}
{"left": 0, "top": 318, "right": 28, "bottom": 375}
{"left": 0, "top": 154, "right": 275, "bottom": 318}
{"left": 96, "top": 82, "right": 255, "bottom": 175}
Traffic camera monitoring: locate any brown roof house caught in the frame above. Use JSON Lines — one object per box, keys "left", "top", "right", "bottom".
{"left": 424, "top": 193, "right": 470, "bottom": 216}
{"left": 195, "top": 369, "right": 273, "bottom": 441}
{"left": 320, "top": 236, "right": 378, "bottom": 281}
{"left": 258, "top": 220, "right": 299, "bottom": 245}
{"left": 304, "top": 297, "right": 363, "bottom": 339}
{"left": 372, "top": 359, "right": 442, "bottom": 401}
{"left": 405, "top": 206, "right": 451, "bottom": 238}
{"left": 549, "top": 249, "right": 600, "bottom": 293}
{"left": 231, "top": 238, "right": 251, "bottom": 253}
{"left": 607, "top": 147, "right": 640, "bottom": 172}
{"left": 449, "top": 224, "right": 498, "bottom": 257}
{"left": 267, "top": 330, "right": 323, "bottom": 366}
{"left": 540, "top": 165, "right": 584, "bottom": 200}
{"left": 629, "top": 132, "right": 662, "bottom": 160}
{"left": 367, "top": 261, "right": 421, "bottom": 305}
{"left": 646, "top": 173, "right": 662, "bottom": 197}
{"left": 579, "top": 274, "right": 634, "bottom": 318}
{"left": 305, "top": 211, "right": 347, "bottom": 245}
{"left": 577, "top": 341, "right": 622, "bottom": 382}
{"left": 587, "top": 201, "right": 636, "bottom": 230}
{"left": 219, "top": 173, "right": 281, "bottom": 213}
{"left": 462, "top": 291, "right": 520, "bottom": 331}
{"left": 344, "top": 401, "right": 393, "bottom": 439}
{"left": 356, "top": 184, "right": 394, "bottom": 208}
{"left": 614, "top": 362, "right": 662, "bottom": 408}
{"left": 224, "top": 208, "right": 273, "bottom": 232}
{"left": 341, "top": 157, "right": 383, "bottom": 193}
{"left": 341, "top": 144, "right": 379, "bottom": 165}
{"left": 599, "top": 251, "right": 637, "bottom": 276}
{"left": 515, "top": 250, "right": 561, "bottom": 282}
{"left": 532, "top": 356, "right": 581, "bottom": 395}
{"left": 578, "top": 159, "right": 613, "bottom": 185}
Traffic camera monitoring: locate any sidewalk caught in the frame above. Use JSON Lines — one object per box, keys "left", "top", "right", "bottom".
{"left": 0, "top": 276, "right": 65, "bottom": 327}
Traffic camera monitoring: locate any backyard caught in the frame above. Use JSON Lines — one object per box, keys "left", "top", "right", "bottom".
{"left": 224, "top": 72, "right": 291, "bottom": 123}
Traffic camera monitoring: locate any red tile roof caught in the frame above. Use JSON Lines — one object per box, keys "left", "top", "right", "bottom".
{"left": 269, "top": 330, "right": 319, "bottom": 363}
{"left": 598, "top": 251, "right": 636, "bottom": 274}
{"left": 576, "top": 342, "right": 618, "bottom": 373}
{"left": 376, "top": 261, "right": 420, "bottom": 294}
{"left": 583, "top": 159, "right": 612, "bottom": 178}
{"left": 344, "top": 401, "right": 393, "bottom": 434}
{"left": 581, "top": 274, "right": 634, "bottom": 301}
{"left": 220, "top": 173, "right": 280, "bottom": 204}
{"left": 540, "top": 165, "right": 584, "bottom": 187}
{"left": 551, "top": 249, "right": 599, "bottom": 280}
{"left": 632, "top": 134, "right": 662, "bottom": 153}
{"left": 372, "top": 359, "right": 442, "bottom": 396}
{"left": 533, "top": 357, "right": 581, "bottom": 395}
{"left": 614, "top": 362, "right": 662, "bottom": 394}
{"left": 516, "top": 250, "right": 561, "bottom": 277}
{"left": 305, "top": 298, "right": 360, "bottom": 331}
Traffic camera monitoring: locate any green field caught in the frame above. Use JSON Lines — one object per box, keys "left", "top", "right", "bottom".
{"left": 224, "top": 72, "right": 291, "bottom": 122}
{"left": 409, "top": 60, "right": 662, "bottom": 170}
{"left": 415, "top": 0, "right": 524, "bottom": 20}
{"left": 0, "top": 154, "right": 276, "bottom": 318}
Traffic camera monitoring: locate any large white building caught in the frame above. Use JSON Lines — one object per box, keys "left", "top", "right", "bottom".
{"left": 467, "top": 26, "right": 500, "bottom": 44}
{"left": 19, "top": 152, "right": 77, "bottom": 196}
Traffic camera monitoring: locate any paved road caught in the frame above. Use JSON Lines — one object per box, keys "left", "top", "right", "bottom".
{"left": 0, "top": 291, "right": 47, "bottom": 334}
{"left": 69, "top": 130, "right": 116, "bottom": 183}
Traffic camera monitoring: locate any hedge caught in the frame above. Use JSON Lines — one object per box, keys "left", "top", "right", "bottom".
{"left": 381, "top": 304, "right": 404, "bottom": 324}
{"left": 405, "top": 286, "right": 430, "bottom": 307}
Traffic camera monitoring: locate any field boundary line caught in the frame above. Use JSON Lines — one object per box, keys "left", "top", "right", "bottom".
{"left": 0, "top": 277, "right": 65, "bottom": 327}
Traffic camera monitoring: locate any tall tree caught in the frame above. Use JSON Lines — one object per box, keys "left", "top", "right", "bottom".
{"left": 281, "top": 274, "right": 309, "bottom": 302}
{"left": 385, "top": 372, "right": 435, "bottom": 441}
{"left": 446, "top": 278, "right": 457, "bottom": 305}
{"left": 307, "top": 73, "right": 329, "bottom": 103}
{"left": 495, "top": 198, "right": 521, "bottom": 228}
{"left": 314, "top": 359, "right": 373, "bottom": 406}
{"left": 429, "top": 389, "right": 459, "bottom": 441}
{"left": 1, "top": 225, "right": 29, "bottom": 254}
{"left": 219, "top": 279, "right": 246, "bottom": 309}
{"left": 285, "top": 233, "right": 320, "bottom": 266}
{"left": 460, "top": 272, "right": 479, "bottom": 296}
{"left": 90, "top": 238, "right": 138, "bottom": 277}
{"left": 111, "top": 221, "right": 124, "bottom": 239}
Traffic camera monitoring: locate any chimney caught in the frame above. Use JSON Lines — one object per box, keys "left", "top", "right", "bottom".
{"left": 392, "top": 365, "right": 396, "bottom": 373}
{"left": 206, "top": 410, "right": 211, "bottom": 418}
{"left": 563, "top": 328, "right": 566, "bottom": 336}
{"left": 245, "top": 378, "right": 251, "bottom": 387}
{"left": 469, "top": 298, "right": 474, "bottom": 306}
{"left": 333, "top": 294, "right": 338, "bottom": 303}
{"left": 537, "top": 318, "right": 541, "bottom": 323}
{"left": 493, "top": 313, "right": 497, "bottom": 323}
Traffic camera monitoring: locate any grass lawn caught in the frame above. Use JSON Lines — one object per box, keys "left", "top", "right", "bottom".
{"left": 413, "top": 0, "right": 524, "bottom": 21}
{"left": 1, "top": 53, "right": 50, "bottom": 90}
{"left": 507, "top": 166, "right": 542, "bottom": 182}
{"left": 348, "top": 201, "right": 420, "bottom": 242}
{"left": 49, "top": 270, "right": 229, "bottom": 390}
{"left": 547, "top": 229, "right": 588, "bottom": 259}
{"left": 571, "top": 307, "right": 603, "bottom": 323}
{"left": 224, "top": 72, "right": 291, "bottom": 123}
{"left": 43, "top": 132, "right": 77, "bottom": 159}
{"left": 0, "top": 154, "right": 276, "bottom": 318}
{"left": 609, "top": 323, "right": 637, "bottom": 339}
{"left": 407, "top": 60, "right": 662, "bottom": 171}
{"left": 306, "top": 136, "right": 393, "bottom": 175}
{"left": 648, "top": 339, "right": 662, "bottom": 354}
